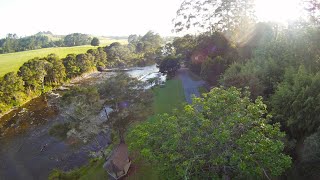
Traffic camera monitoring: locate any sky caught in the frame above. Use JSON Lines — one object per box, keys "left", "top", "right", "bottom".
{"left": 0, "top": 0, "right": 184, "bottom": 38}
{"left": 0, "top": 0, "right": 304, "bottom": 38}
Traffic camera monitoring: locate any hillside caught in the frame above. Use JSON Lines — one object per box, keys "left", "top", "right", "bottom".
{"left": 0, "top": 37, "right": 127, "bottom": 77}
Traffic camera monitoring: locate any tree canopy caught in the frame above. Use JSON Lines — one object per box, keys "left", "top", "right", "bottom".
{"left": 91, "top": 37, "right": 100, "bottom": 46}
{"left": 128, "top": 87, "right": 291, "bottom": 179}
{"left": 173, "top": 0, "right": 256, "bottom": 34}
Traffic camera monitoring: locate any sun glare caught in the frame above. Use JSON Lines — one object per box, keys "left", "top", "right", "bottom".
{"left": 255, "top": 0, "right": 302, "bottom": 23}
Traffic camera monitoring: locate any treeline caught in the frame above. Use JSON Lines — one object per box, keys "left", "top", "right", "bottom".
{"left": 155, "top": 23, "right": 320, "bottom": 178}
{"left": 0, "top": 32, "right": 93, "bottom": 54}
{"left": 0, "top": 31, "right": 162, "bottom": 115}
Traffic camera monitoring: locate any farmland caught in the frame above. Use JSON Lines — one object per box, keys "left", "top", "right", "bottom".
{"left": 0, "top": 38, "right": 127, "bottom": 77}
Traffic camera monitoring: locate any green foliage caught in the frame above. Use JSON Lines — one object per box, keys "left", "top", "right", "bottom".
{"left": 158, "top": 56, "right": 181, "bottom": 77}
{"left": 220, "top": 62, "right": 265, "bottom": 98}
{"left": 128, "top": 87, "right": 291, "bottom": 179}
{"left": 98, "top": 73, "right": 153, "bottom": 136}
{"left": 44, "top": 54, "right": 66, "bottom": 85}
{"left": 76, "top": 53, "right": 95, "bottom": 74}
{"left": 62, "top": 54, "right": 81, "bottom": 78}
{"left": 182, "top": 32, "right": 239, "bottom": 84}
{"left": 127, "top": 31, "right": 163, "bottom": 65}
{"left": 0, "top": 45, "right": 101, "bottom": 77}
{"left": 18, "top": 58, "right": 49, "bottom": 91}
{"left": 59, "top": 86, "right": 104, "bottom": 142}
{"left": 49, "top": 159, "right": 108, "bottom": 180}
{"left": 91, "top": 37, "right": 100, "bottom": 46}
{"left": 0, "top": 72, "right": 26, "bottom": 111}
{"left": 87, "top": 47, "right": 108, "bottom": 68}
{"left": 172, "top": 34, "right": 196, "bottom": 59}
{"left": 0, "top": 32, "right": 158, "bottom": 117}
{"left": 222, "top": 26, "right": 320, "bottom": 97}
{"left": 0, "top": 33, "right": 56, "bottom": 54}
{"left": 64, "top": 33, "right": 92, "bottom": 47}
{"left": 302, "top": 129, "right": 320, "bottom": 162}
{"left": 105, "top": 43, "right": 134, "bottom": 67}
{"left": 271, "top": 66, "right": 320, "bottom": 139}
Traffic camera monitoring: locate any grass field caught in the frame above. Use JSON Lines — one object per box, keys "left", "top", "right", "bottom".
{"left": 126, "top": 79, "right": 185, "bottom": 179}
{"left": 152, "top": 79, "right": 185, "bottom": 114}
{"left": 0, "top": 38, "right": 127, "bottom": 77}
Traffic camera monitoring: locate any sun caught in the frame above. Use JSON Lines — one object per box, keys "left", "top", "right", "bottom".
{"left": 254, "top": 0, "right": 302, "bottom": 23}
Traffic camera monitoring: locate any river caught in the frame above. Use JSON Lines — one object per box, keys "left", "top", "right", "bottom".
{"left": 0, "top": 64, "right": 164, "bottom": 180}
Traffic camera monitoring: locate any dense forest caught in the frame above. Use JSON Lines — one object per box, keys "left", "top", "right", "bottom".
{"left": 0, "top": 31, "right": 162, "bottom": 115}
{"left": 0, "top": 32, "right": 97, "bottom": 54}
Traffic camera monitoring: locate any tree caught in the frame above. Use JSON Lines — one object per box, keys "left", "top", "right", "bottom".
{"left": 75, "top": 53, "right": 95, "bottom": 73}
{"left": 105, "top": 44, "right": 133, "bottom": 67}
{"left": 302, "top": 129, "right": 320, "bottom": 162}
{"left": 128, "top": 34, "right": 140, "bottom": 45}
{"left": 128, "top": 87, "right": 291, "bottom": 179}
{"left": 220, "top": 62, "right": 264, "bottom": 98}
{"left": 18, "top": 58, "right": 49, "bottom": 91}
{"left": 304, "top": 0, "right": 320, "bottom": 24}
{"left": 173, "top": 0, "right": 256, "bottom": 34}
{"left": 45, "top": 54, "right": 66, "bottom": 85}
{"left": 271, "top": 66, "right": 320, "bottom": 140}
{"left": 0, "top": 72, "right": 25, "bottom": 104}
{"left": 87, "top": 47, "right": 108, "bottom": 67}
{"left": 172, "top": 34, "right": 196, "bottom": 60}
{"left": 59, "top": 86, "right": 105, "bottom": 143}
{"left": 62, "top": 54, "right": 81, "bottom": 79}
{"left": 64, "top": 33, "right": 91, "bottom": 47}
{"left": 91, "top": 37, "right": 100, "bottom": 46}
{"left": 98, "top": 73, "right": 152, "bottom": 140}
{"left": 158, "top": 56, "right": 181, "bottom": 77}
{"left": 200, "top": 56, "right": 226, "bottom": 85}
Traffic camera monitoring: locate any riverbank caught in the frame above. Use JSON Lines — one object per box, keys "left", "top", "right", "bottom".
{"left": 0, "top": 65, "right": 164, "bottom": 180}
{"left": 55, "top": 77, "right": 186, "bottom": 179}
{"left": 0, "top": 70, "right": 99, "bottom": 121}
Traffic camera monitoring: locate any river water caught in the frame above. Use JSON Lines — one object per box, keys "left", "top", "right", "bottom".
{"left": 0, "top": 64, "right": 163, "bottom": 180}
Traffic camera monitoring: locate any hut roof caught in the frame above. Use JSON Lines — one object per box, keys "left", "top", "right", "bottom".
{"left": 111, "top": 143, "right": 129, "bottom": 170}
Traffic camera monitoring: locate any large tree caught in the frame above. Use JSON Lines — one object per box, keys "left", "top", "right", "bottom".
{"left": 98, "top": 73, "right": 152, "bottom": 140}
{"left": 91, "top": 37, "right": 100, "bottom": 46}
{"left": 62, "top": 54, "right": 81, "bottom": 79}
{"left": 45, "top": 54, "right": 66, "bottom": 85}
{"left": 158, "top": 55, "right": 181, "bottom": 77}
{"left": 0, "top": 72, "right": 25, "bottom": 104}
{"left": 18, "top": 58, "right": 49, "bottom": 91}
{"left": 128, "top": 87, "right": 291, "bottom": 179}
{"left": 173, "top": 0, "right": 256, "bottom": 34}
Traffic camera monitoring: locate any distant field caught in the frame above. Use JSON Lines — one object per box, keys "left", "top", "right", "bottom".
{"left": 0, "top": 38, "right": 127, "bottom": 77}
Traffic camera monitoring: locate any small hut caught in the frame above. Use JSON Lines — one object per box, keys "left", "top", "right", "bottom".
{"left": 103, "top": 143, "right": 131, "bottom": 179}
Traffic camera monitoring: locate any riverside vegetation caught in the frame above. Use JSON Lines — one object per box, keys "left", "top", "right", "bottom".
{"left": 0, "top": 31, "right": 162, "bottom": 117}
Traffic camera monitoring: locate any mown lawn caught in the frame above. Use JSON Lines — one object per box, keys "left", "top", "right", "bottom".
{"left": 0, "top": 38, "right": 127, "bottom": 77}
{"left": 152, "top": 79, "right": 185, "bottom": 114}
{"left": 125, "top": 79, "right": 185, "bottom": 179}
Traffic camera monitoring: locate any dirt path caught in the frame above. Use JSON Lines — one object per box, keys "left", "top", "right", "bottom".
{"left": 176, "top": 68, "right": 205, "bottom": 104}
